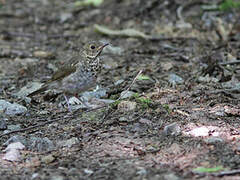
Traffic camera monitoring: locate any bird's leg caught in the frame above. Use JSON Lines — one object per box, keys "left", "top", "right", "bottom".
{"left": 74, "top": 94, "right": 90, "bottom": 108}
{"left": 63, "top": 94, "right": 72, "bottom": 113}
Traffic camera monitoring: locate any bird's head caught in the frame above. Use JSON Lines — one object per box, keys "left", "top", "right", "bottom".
{"left": 81, "top": 41, "right": 109, "bottom": 72}
{"left": 82, "top": 41, "right": 109, "bottom": 60}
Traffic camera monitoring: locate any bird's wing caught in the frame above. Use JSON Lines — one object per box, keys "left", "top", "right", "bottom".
{"left": 68, "top": 56, "right": 80, "bottom": 66}
{"left": 49, "top": 65, "right": 77, "bottom": 82}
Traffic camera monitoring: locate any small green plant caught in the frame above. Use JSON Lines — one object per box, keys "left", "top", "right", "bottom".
{"left": 162, "top": 104, "right": 172, "bottom": 114}
{"left": 110, "top": 100, "right": 121, "bottom": 108}
{"left": 219, "top": 0, "right": 240, "bottom": 11}
{"left": 110, "top": 94, "right": 119, "bottom": 100}
{"left": 132, "top": 93, "right": 153, "bottom": 109}
{"left": 137, "top": 75, "right": 150, "bottom": 80}
{"left": 133, "top": 93, "right": 140, "bottom": 98}
{"left": 138, "top": 97, "right": 152, "bottom": 104}
{"left": 137, "top": 97, "right": 152, "bottom": 109}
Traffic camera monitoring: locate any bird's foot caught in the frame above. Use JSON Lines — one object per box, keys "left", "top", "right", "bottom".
{"left": 69, "top": 96, "right": 90, "bottom": 108}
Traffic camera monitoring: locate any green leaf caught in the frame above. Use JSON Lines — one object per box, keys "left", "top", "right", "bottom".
{"left": 219, "top": 0, "right": 240, "bottom": 11}
{"left": 137, "top": 75, "right": 150, "bottom": 80}
{"left": 162, "top": 104, "right": 171, "bottom": 114}
{"left": 193, "top": 166, "right": 224, "bottom": 173}
{"left": 75, "top": 0, "right": 103, "bottom": 7}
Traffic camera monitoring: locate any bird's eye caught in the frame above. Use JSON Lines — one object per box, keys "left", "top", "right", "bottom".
{"left": 90, "top": 45, "right": 96, "bottom": 49}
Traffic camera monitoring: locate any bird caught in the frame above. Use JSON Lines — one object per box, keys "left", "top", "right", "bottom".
{"left": 27, "top": 41, "right": 109, "bottom": 112}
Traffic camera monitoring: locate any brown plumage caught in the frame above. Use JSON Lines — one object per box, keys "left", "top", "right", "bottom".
{"left": 28, "top": 41, "right": 109, "bottom": 112}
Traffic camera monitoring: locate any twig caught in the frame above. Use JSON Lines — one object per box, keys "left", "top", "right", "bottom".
{"left": 176, "top": 1, "right": 204, "bottom": 22}
{"left": 149, "top": 36, "right": 199, "bottom": 41}
{"left": 117, "top": 69, "right": 142, "bottom": 101}
{"left": 219, "top": 60, "right": 240, "bottom": 66}
{"left": 0, "top": 115, "right": 71, "bottom": 137}
{"left": 212, "top": 169, "right": 240, "bottom": 177}
{"left": 101, "top": 70, "right": 143, "bottom": 121}
{"left": 194, "top": 169, "right": 240, "bottom": 177}
{"left": 177, "top": 5, "right": 184, "bottom": 22}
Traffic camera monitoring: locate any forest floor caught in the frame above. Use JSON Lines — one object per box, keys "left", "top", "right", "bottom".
{"left": 1, "top": 0, "right": 240, "bottom": 179}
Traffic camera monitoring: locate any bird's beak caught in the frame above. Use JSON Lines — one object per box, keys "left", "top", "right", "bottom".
{"left": 94, "top": 43, "right": 109, "bottom": 59}
{"left": 98, "top": 43, "right": 109, "bottom": 51}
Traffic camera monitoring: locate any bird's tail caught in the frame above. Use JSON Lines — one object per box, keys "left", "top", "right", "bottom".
{"left": 27, "top": 85, "right": 48, "bottom": 97}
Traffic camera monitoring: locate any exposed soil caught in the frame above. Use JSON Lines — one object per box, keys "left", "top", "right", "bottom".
{"left": 1, "top": 0, "right": 240, "bottom": 179}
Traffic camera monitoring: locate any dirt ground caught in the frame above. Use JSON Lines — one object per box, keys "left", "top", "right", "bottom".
{"left": 1, "top": 0, "right": 240, "bottom": 179}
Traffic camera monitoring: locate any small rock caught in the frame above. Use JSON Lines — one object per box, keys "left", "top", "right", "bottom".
{"left": 0, "top": 100, "right": 27, "bottom": 116}
{"left": 204, "top": 137, "right": 223, "bottom": 144}
{"left": 120, "top": 90, "right": 135, "bottom": 99}
{"left": 68, "top": 168, "right": 79, "bottom": 176}
{"left": 25, "top": 157, "right": 41, "bottom": 168}
{"left": 198, "top": 74, "right": 219, "bottom": 83}
{"left": 118, "top": 101, "right": 137, "bottom": 111}
{"left": 41, "top": 154, "right": 55, "bottom": 164}
{"left": 139, "top": 118, "right": 153, "bottom": 126}
{"left": 176, "top": 20, "right": 192, "bottom": 29}
{"left": 164, "top": 173, "right": 180, "bottom": 180}
{"left": 188, "top": 126, "right": 209, "bottom": 137}
{"left": 81, "top": 98, "right": 115, "bottom": 109}
{"left": 131, "top": 123, "right": 145, "bottom": 132}
{"left": 31, "top": 173, "right": 39, "bottom": 179}
{"left": 60, "top": 12, "right": 72, "bottom": 23}
{"left": 50, "top": 176, "right": 65, "bottom": 180}
{"left": 114, "top": 79, "right": 124, "bottom": 86}
{"left": 168, "top": 74, "right": 184, "bottom": 86}
{"left": 84, "top": 169, "right": 93, "bottom": 175}
{"left": 163, "top": 122, "right": 181, "bottom": 136}
{"left": 222, "top": 81, "right": 240, "bottom": 90}
{"left": 119, "top": 117, "right": 128, "bottom": 122}
{"left": 136, "top": 168, "right": 147, "bottom": 176}
{"left": 33, "top": 50, "right": 54, "bottom": 58}
{"left": 0, "top": 119, "right": 7, "bottom": 130}
{"left": 58, "top": 137, "right": 79, "bottom": 148}
{"left": 161, "top": 62, "right": 173, "bottom": 71}
{"left": 37, "top": 110, "right": 49, "bottom": 115}
{"left": 3, "top": 135, "right": 27, "bottom": 146}
{"left": 29, "top": 137, "right": 54, "bottom": 152}
{"left": 168, "top": 143, "right": 182, "bottom": 154}
{"left": 81, "top": 87, "right": 107, "bottom": 101}
{"left": 7, "top": 124, "right": 21, "bottom": 131}
{"left": 4, "top": 142, "right": 25, "bottom": 152}
{"left": 3, "top": 149, "right": 21, "bottom": 162}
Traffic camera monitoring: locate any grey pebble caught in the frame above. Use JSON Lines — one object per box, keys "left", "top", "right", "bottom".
{"left": 0, "top": 100, "right": 27, "bottom": 116}
{"left": 163, "top": 122, "right": 181, "bottom": 136}
{"left": 120, "top": 90, "right": 135, "bottom": 99}
{"left": 4, "top": 135, "right": 54, "bottom": 152}
{"left": 0, "top": 119, "right": 7, "bottom": 130}
{"left": 7, "top": 124, "right": 21, "bottom": 131}
{"left": 204, "top": 137, "right": 224, "bottom": 144}
{"left": 168, "top": 73, "right": 184, "bottom": 86}
{"left": 29, "top": 137, "right": 54, "bottom": 152}
{"left": 3, "top": 135, "right": 27, "bottom": 146}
